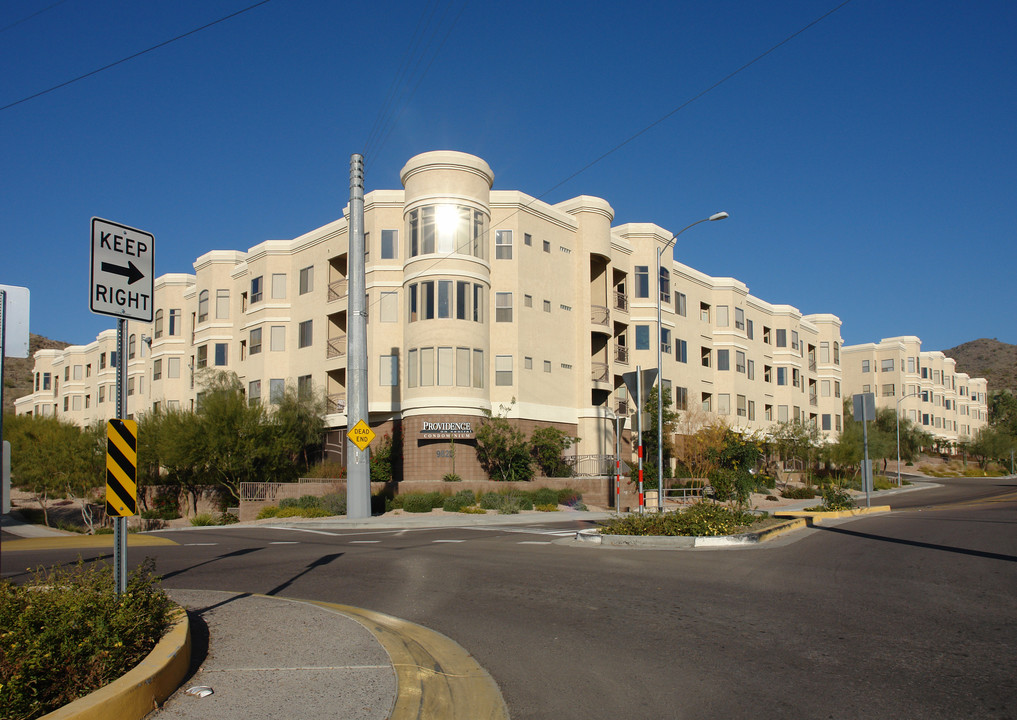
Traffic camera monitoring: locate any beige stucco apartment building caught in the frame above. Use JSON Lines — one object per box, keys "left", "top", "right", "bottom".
{"left": 15, "top": 151, "right": 985, "bottom": 479}
{"left": 841, "top": 337, "right": 988, "bottom": 448}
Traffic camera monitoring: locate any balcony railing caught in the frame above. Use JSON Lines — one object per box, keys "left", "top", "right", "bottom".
{"left": 809, "top": 394, "right": 819, "bottom": 407}
{"left": 809, "top": 360, "right": 817, "bottom": 373}
{"left": 615, "top": 400, "right": 630, "bottom": 416}
{"left": 327, "top": 393, "right": 347, "bottom": 414}
{"left": 327, "top": 336, "right": 347, "bottom": 359}
{"left": 614, "top": 291, "right": 629, "bottom": 312}
{"left": 327, "top": 279, "right": 348, "bottom": 302}
{"left": 591, "top": 362, "right": 609, "bottom": 383}
{"left": 563, "top": 454, "right": 616, "bottom": 478}
{"left": 615, "top": 344, "right": 629, "bottom": 364}
{"left": 590, "top": 305, "right": 609, "bottom": 326}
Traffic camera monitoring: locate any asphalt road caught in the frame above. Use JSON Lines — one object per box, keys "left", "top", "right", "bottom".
{"left": 5, "top": 477, "right": 1016, "bottom": 720}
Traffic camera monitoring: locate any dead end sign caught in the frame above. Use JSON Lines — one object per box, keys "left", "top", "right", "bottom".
{"left": 90, "top": 217, "right": 154, "bottom": 322}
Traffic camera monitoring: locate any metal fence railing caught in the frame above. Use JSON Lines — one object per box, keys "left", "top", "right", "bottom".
{"left": 240, "top": 482, "right": 283, "bottom": 502}
{"left": 565, "top": 454, "right": 615, "bottom": 477}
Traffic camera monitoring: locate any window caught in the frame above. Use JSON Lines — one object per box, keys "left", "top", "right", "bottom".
{"left": 907, "top": 357, "right": 916, "bottom": 373}
{"left": 408, "top": 205, "right": 487, "bottom": 259}
{"left": 438, "top": 281, "right": 453, "bottom": 318}
{"left": 524, "top": 233, "right": 532, "bottom": 246}
{"left": 422, "top": 281, "right": 435, "bottom": 319}
{"left": 270, "top": 379, "right": 285, "bottom": 404}
{"left": 473, "top": 349, "right": 484, "bottom": 388}
{"left": 98, "top": 385, "right": 105, "bottom": 403}
{"left": 835, "top": 381, "right": 841, "bottom": 398}
{"left": 215, "top": 343, "right": 228, "bottom": 366}
{"left": 777, "top": 367, "right": 787, "bottom": 385}
{"left": 702, "top": 392, "right": 712, "bottom": 413}
{"left": 763, "top": 326, "right": 771, "bottom": 344}
{"left": 543, "top": 299, "right": 551, "bottom": 313}
{"left": 764, "top": 404, "right": 773, "bottom": 421}
{"left": 635, "top": 325, "right": 650, "bottom": 350}
{"left": 214, "top": 289, "right": 229, "bottom": 319}
{"left": 792, "top": 368, "right": 801, "bottom": 389}
{"left": 380, "top": 355, "right": 398, "bottom": 386}
{"left": 154, "top": 309, "right": 164, "bottom": 338}
{"left": 250, "top": 328, "right": 262, "bottom": 355}
{"left": 496, "top": 292, "right": 513, "bottom": 322}
{"left": 299, "top": 320, "right": 313, "bottom": 348}
{"left": 700, "top": 303, "right": 711, "bottom": 323}
{"left": 456, "top": 282, "right": 469, "bottom": 320}
{"left": 718, "top": 394, "right": 731, "bottom": 415}
{"left": 456, "top": 347, "right": 471, "bottom": 386}
{"left": 543, "top": 240, "right": 550, "bottom": 253}
{"left": 380, "top": 291, "right": 398, "bottom": 322}
{"left": 675, "top": 386, "right": 688, "bottom": 410}
{"left": 737, "top": 394, "right": 747, "bottom": 417}
{"left": 271, "top": 326, "right": 286, "bottom": 352}
{"left": 153, "top": 359, "right": 162, "bottom": 380}
{"left": 735, "top": 307, "right": 745, "bottom": 331}
{"left": 297, "top": 374, "right": 313, "bottom": 398}
{"left": 822, "top": 414, "right": 832, "bottom": 431}
{"left": 271, "top": 273, "right": 286, "bottom": 299}
{"left": 495, "top": 230, "right": 512, "bottom": 259}
{"left": 544, "top": 360, "right": 552, "bottom": 373}
{"left": 251, "top": 276, "right": 263, "bottom": 303}
{"left": 833, "top": 342, "right": 840, "bottom": 364}
{"left": 197, "top": 344, "right": 208, "bottom": 369}
{"left": 791, "top": 331, "right": 799, "bottom": 351}
{"left": 524, "top": 294, "right": 533, "bottom": 308}
{"left": 168, "top": 357, "right": 180, "bottom": 378}
{"left": 407, "top": 349, "right": 418, "bottom": 388}
{"left": 746, "top": 319, "right": 754, "bottom": 340}
{"left": 438, "top": 347, "right": 453, "bottom": 386}
{"left": 659, "top": 268, "right": 670, "bottom": 303}
{"left": 661, "top": 328, "right": 671, "bottom": 354}
{"left": 748, "top": 400, "right": 756, "bottom": 421}
{"left": 198, "top": 290, "right": 209, "bottom": 322}
{"left": 717, "top": 305, "right": 729, "bottom": 327}
{"left": 717, "top": 349, "right": 730, "bottom": 371}
{"left": 473, "top": 284, "right": 485, "bottom": 323}
{"left": 778, "top": 405, "right": 789, "bottom": 422}
{"left": 420, "top": 347, "right": 434, "bottom": 386}
{"left": 128, "top": 335, "right": 137, "bottom": 359}
{"left": 408, "top": 284, "right": 418, "bottom": 322}
{"left": 883, "top": 384, "right": 895, "bottom": 397}
{"left": 881, "top": 358, "right": 895, "bottom": 372}
{"left": 127, "top": 377, "right": 135, "bottom": 396}
{"left": 635, "top": 266, "right": 649, "bottom": 298}
{"left": 249, "top": 380, "right": 261, "bottom": 406}
{"left": 747, "top": 359, "right": 755, "bottom": 380}
{"left": 169, "top": 309, "right": 180, "bottom": 335}
{"left": 862, "top": 359, "right": 871, "bottom": 373}
{"left": 381, "top": 230, "right": 398, "bottom": 259}
{"left": 822, "top": 380, "right": 831, "bottom": 397}
{"left": 676, "top": 292, "right": 687, "bottom": 317}
{"left": 776, "top": 329, "right": 787, "bottom": 347}
{"left": 736, "top": 351, "right": 746, "bottom": 373}
{"left": 701, "top": 347, "right": 711, "bottom": 368}
{"left": 495, "top": 355, "right": 513, "bottom": 386}
{"left": 820, "top": 342, "right": 830, "bottom": 363}
{"left": 677, "top": 339, "right": 688, "bottom": 363}
{"left": 299, "top": 267, "right": 314, "bottom": 295}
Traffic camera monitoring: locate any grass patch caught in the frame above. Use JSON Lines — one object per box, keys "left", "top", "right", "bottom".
{"left": 0, "top": 559, "right": 175, "bottom": 720}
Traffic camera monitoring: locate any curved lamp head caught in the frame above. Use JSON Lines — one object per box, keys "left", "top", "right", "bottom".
{"left": 709, "top": 211, "right": 730, "bottom": 222}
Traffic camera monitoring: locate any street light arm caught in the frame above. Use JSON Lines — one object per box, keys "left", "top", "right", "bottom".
{"left": 659, "top": 211, "right": 730, "bottom": 255}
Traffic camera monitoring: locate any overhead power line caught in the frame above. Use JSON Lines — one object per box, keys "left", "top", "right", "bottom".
{"left": 0, "top": 0, "right": 275, "bottom": 113}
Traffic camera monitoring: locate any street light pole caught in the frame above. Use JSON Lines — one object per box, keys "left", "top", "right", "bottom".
{"left": 896, "top": 389, "right": 921, "bottom": 487}
{"left": 656, "top": 212, "right": 728, "bottom": 512}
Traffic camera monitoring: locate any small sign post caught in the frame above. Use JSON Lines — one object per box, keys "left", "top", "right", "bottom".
{"left": 106, "top": 419, "right": 138, "bottom": 518}
{"left": 853, "top": 393, "right": 876, "bottom": 508}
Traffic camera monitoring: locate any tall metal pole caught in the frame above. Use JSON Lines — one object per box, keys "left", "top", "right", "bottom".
{"left": 346, "top": 154, "right": 371, "bottom": 519}
{"left": 896, "top": 407, "right": 902, "bottom": 488}
{"left": 636, "top": 367, "right": 644, "bottom": 514}
{"left": 862, "top": 414, "right": 871, "bottom": 509}
{"left": 114, "top": 318, "right": 127, "bottom": 594}
{"left": 615, "top": 414, "right": 621, "bottom": 513}
{"left": 655, "top": 246, "right": 665, "bottom": 514}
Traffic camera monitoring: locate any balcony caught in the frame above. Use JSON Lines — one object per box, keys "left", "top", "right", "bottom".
{"left": 591, "top": 362, "right": 609, "bottom": 383}
{"left": 615, "top": 400, "right": 629, "bottom": 416}
{"left": 328, "top": 279, "right": 348, "bottom": 302}
{"left": 327, "top": 393, "right": 346, "bottom": 414}
{"left": 809, "top": 394, "right": 818, "bottom": 407}
{"left": 613, "top": 291, "right": 629, "bottom": 313}
{"left": 590, "top": 305, "right": 609, "bottom": 326}
{"left": 809, "top": 360, "right": 817, "bottom": 373}
{"left": 327, "top": 336, "right": 347, "bottom": 359}
{"left": 615, "top": 344, "right": 629, "bottom": 364}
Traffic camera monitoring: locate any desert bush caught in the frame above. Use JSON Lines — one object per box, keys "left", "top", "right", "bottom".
{"left": 320, "top": 493, "right": 346, "bottom": 516}
{"left": 479, "top": 492, "right": 503, "bottom": 510}
{"left": 305, "top": 460, "right": 346, "bottom": 478}
{"left": 401, "top": 493, "right": 436, "bottom": 513}
{"left": 780, "top": 486, "right": 817, "bottom": 499}
{"left": 256, "top": 505, "right": 280, "bottom": 519}
{"left": 189, "top": 513, "right": 217, "bottom": 526}
{"left": 443, "top": 473, "right": 462, "bottom": 482}
{"left": 442, "top": 490, "right": 476, "bottom": 512}
{"left": 599, "top": 502, "right": 761, "bottom": 537}
{"left": 0, "top": 559, "right": 174, "bottom": 720}
{"left": 296, "top": 495, "right": 322, "bottom": 509}
{"left": 498, "top": 495, "right": 522, "bottom": 514}
{"left": 535, "top": 503, "right": 559, "bottom": 512}
{"left": 532, "top": 487, "right": 559, "bottom": 507}
{"left": 279, "top": 497, "right": 300, "bottom": 509}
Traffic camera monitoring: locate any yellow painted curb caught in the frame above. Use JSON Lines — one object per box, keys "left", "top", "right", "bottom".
{"left": 3, "top": 535, "right": 179, "bottom": 551}
{"left": 775, "top": 505, "right": 891, "bottom": 522}
{"left": 753, "top": 518, "right": 807, "bottom": 541}
{"left": 39, "top": 606, "right": 191, "bottom": 720}
{"left": 309, "top": 600, "right": 510, "bottom": 720}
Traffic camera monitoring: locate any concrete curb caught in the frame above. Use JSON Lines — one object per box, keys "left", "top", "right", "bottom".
{"left": 3, "top": 534, "right": 179, "bottom": 551}
{"left": 569, "top": 517, "right": 808, "bottom": 548}
{"left": 774, "top": 505, "right": 891, "bottom": 522}
{"left": 39, "top": 606, "right": 191, "bottom": 720}
{"left": 310, "top": 600, "right": 510, "bottom": 720}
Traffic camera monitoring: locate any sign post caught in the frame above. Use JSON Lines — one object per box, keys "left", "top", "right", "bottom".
{"left": 90, "top": 218, "right": 154, "bottom": 595}
{"left": 853, "top": 393, "right": 876, "bottom": 508}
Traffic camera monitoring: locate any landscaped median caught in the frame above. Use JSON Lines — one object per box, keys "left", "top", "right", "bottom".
{"left": 774, "top": 505, "right": 891, "bottom": 522}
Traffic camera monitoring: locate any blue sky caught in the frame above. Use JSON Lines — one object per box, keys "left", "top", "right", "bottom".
{"left": 2, "top": 0, "right": 1015, "bottom": 355}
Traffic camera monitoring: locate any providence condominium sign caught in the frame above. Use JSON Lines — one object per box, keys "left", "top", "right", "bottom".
{"left": 420, "top": 420, "right": 475, "bottom": 439}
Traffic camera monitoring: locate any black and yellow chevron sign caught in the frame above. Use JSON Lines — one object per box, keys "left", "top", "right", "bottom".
{"left": 106, "top": 419, "right": 138, "bottom": 517}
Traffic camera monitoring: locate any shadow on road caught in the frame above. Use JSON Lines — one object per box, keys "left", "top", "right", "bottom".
{"left": 816, "top": 525, "right": 1017, "bottom": 563}
{"left": 265, "top": 552, "right": 343, "bottom": 596}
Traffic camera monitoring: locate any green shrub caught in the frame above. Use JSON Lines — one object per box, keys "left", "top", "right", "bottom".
{"left": 94, "top": 526, "right": 114, "bottom": 535}
{"left": 305, "top": 460, "right": 346, "bottom": 478}
{"left": 218, "top": 511, "right": 240, "bottom": 525}
{"left": 709, "top": 468, "right": 754, "bottom": 506}
{"left": 557, "top": 488, "right": 583, "bottom": 507}
{"left": 401, "top": 493, "right": 435, "bottom": 513}
{"left": 257, "top": 505, "right": 281, "bottom": 519}
{"left": 459, "top": 505, "right": 487, "bottom": 514}
{"left": 296, "top": 495, "right": 322, "bottom": 509}
{"left": 498, "top": 496, "right": 522, "bottom": 514}
{"left": 479, "top": 492, "right": 503, "bottom": 510}
{"left": 442, "top": 490, "right": 476, "bottom": 512}
{"left": 780, "top": 486, "right": 817, "bottom": 499}
{"left": 279, "top": 498, "right": 300, "bottom": 509}
{"left": 190, "top": 513, "right": 217, "bottom": 526}
{"left": 873, "top": 476, "right": 894, "bottom": 491}
{"left": 821, "top": 485, "right": 855, "bottom": 511}
{"left": 533, "top": 487, "right": 559, "bottom": 507}
{"left": 275, "top": 506, "right": 306, "bottom": 518}
{"left": 320, "top": 493, "right": 346, "bottom": 516}
{"left": 599, "top": 502, "right": 760, "bottom": 537}
{"left": 144, "top": 491, "right": 182, "bottom": 520}
{"left": 300, "top": 507, "right": 332, "bottom": 518}
{"left": 535, "top": 503, "right": 559, "bottom": 512}
{"left": 0, "top": 559, "right": 174, "bottom": 720}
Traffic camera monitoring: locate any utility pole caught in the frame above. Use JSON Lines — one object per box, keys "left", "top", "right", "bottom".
{"left": 346, "top": 154, "right": 371, "bottom": 519}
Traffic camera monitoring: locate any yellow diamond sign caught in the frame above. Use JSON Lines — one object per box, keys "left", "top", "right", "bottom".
{"left": 347, "top": 419, "right": 376, "bottom": 451}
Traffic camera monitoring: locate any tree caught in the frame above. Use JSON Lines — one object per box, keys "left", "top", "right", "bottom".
{"left": 989, "top": 390, "right": 1017, "bottom": 438}
{"left": 530, "top": 426, "right": 579, "bottom": 477}
{"left": 670, "top": 407, "right": 728, "bottom": 482}
{"left": 968, "top": 426, "right": 1015, "bottom": 470}
{"left": 768, "top": 419, "right": 823, "bottom": 484}
{"left": 271, "top": 384, "right": 327, "bottom": 470}
{"left": 475, "top": 401, "right": 533, "bottom": 481}
{"left": 638, "top": 386, "right": 679, "bottom": 489}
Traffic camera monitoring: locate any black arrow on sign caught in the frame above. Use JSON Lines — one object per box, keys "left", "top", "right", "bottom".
{"left": 101, "top": 261, "right": 144, "bottom": 285}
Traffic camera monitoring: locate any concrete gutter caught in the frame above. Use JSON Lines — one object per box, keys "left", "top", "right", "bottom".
{"left": 311, "top": 601, "right": 510, "bottom": 720}
{"left": 39, "top": 606, "right": 191, "bottom": 720}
